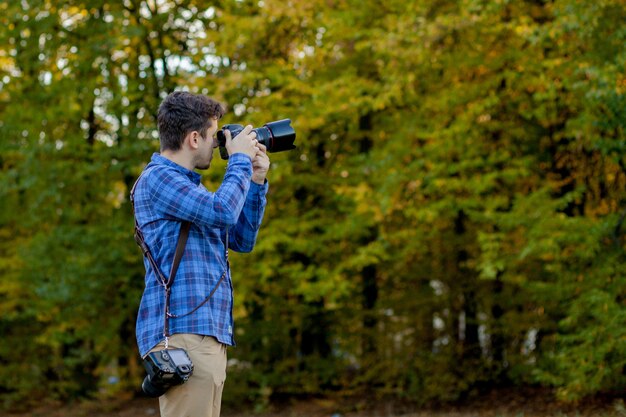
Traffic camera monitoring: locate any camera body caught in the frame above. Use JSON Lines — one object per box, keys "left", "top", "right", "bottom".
{"left": 216, "top": 118, "right": 296, "bottom": 160}
{"left": 142, "top": 348, "right": 194, "bottom": 397}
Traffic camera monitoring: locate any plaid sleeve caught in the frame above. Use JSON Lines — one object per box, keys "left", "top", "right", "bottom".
{"left": 148, "top": 153, "right": 253, "bottom": 227}
{"left": 228, "top": 179, "right": 268, "bottom": 253}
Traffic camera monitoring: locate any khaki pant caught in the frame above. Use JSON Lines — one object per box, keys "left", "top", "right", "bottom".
{"left": 148, "top": 333, "right": 227, "bottom": 417}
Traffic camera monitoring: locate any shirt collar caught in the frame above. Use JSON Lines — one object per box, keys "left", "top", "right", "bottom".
{"left": 150, "top": 152, "right": 202, "bottom": 185}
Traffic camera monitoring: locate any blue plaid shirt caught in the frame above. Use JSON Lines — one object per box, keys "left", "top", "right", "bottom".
{"left": 132, "top": 152, "right": 268, "bottom": 357}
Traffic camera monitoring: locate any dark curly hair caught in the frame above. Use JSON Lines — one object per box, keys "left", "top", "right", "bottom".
{"left": 157, "top": 91, "right": 225, "bottom": 151}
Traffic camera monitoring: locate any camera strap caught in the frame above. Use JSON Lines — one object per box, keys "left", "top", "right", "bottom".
{"left": 162, "top": 221, "right": 191, "bottom": 345}
{"left": 166, "top": 231, "right": 228, "bottom": 323}
{"left": 131, "top": 174, "right": 229, "bottom": 349}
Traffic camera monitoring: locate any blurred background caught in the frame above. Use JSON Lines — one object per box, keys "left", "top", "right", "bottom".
{"left": 0, "top": 0, "right": 624, "bottom": 414}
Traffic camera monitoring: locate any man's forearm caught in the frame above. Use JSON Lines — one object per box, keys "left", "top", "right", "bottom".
{"left": 228, "top": 181, "right": 268, "bottom": 252}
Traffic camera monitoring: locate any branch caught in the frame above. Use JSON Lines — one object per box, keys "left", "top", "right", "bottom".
{"left": 613, "top": 207, "right": 626, "bottom": 246}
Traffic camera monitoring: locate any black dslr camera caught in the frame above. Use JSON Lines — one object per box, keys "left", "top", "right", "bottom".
{"left": 216, "top": 118, "right": 296, "bottom": 160}
{"left": 142, "top": 348, "right": 194, "bottom": 397}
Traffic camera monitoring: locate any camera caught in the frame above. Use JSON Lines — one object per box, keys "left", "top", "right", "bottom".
{"left": 142, "top": 348, "right": 194, "bottom": 397}
{"left": 216, "top": 118, "right": 296, "bottom": 160}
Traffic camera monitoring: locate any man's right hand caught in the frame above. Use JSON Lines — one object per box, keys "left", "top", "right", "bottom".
{"left": 224, "top": 125, "right": 260, "bottom": 160}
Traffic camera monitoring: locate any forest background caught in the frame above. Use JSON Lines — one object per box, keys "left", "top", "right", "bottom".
{"left": 0, "top": 0, "right": 624, "bottom": 413}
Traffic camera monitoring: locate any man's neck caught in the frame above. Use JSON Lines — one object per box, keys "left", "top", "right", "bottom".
{"left": 161, "top": 149, "right": 194, "bottom": 171}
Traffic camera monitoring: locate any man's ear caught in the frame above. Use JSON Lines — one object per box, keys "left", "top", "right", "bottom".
{"left": 186, "top": 131, "right": 200, "bottom": 150}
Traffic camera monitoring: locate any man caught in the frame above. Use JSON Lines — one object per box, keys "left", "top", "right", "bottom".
{"left": 131, "top": 91, "right": 270, "bottom": 416}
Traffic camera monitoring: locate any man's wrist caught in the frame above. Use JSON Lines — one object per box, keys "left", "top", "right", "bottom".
{"left": 251, "top": 175, "right": 267, "bottom": 185}
{"left": 229, "top": 152, "right": 252, "bottom": 161}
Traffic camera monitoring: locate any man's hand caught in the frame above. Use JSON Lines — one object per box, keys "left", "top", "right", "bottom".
{"left": 251, "top": 143, "right": 270, "bottom": 185}
{"left": 225, "top": 125, "right": 259, "bottom": 160}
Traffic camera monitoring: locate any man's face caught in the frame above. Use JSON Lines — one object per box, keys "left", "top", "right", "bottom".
{"left": 195, "top": 118, "right": 219, "bottom": 170}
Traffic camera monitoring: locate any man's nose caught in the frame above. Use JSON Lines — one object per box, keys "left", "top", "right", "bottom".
{"left": 212, "top": 136, "right": 219, "bottom": 148}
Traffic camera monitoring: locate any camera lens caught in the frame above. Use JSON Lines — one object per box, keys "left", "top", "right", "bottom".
{"left": 254, "top": 127, "right": 272, "bottom": 147}
{"left": 142, "top": 375, "right": 168, "bottom": 398}
{"left": 217, "top": 120, "right": 296, "bottom": 160}
{"left": 263, "top": 119, "right": 296, "bottom": 153}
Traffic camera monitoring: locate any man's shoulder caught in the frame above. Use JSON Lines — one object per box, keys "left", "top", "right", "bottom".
{"left": 137, "top": 162, "right": 180, "bottom": 188}
{"left": 132, "top": 165, "right": 164, "bottom": 204}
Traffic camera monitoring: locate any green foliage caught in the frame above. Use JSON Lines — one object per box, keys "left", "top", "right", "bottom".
{"left": 0, "top": 0, "right": 624, "bottom": 410}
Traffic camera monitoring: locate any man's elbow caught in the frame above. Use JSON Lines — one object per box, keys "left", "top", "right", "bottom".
{"left": 232, "top": 237, "right": 257, "bottom": 253}
{"left": 224, "top": 213, "right": 239, "bottom": 227}
{"left": 237, "top": 242, "right": 255, "bottom": 253}
{"left": 214, "top": 206, "right": 240, "bottom": 227}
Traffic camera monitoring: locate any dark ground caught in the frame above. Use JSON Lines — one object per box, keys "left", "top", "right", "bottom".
{"left": 6, "top": 388, "right": 625, "bottom": 417}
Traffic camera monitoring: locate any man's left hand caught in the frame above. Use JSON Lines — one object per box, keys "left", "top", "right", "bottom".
{"left": 251, "top": 143, "right": 270, "bottom": 185}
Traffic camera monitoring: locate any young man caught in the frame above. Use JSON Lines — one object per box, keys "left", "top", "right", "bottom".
{"left": 132, "top": 91, "right": 270, "bottom": 416}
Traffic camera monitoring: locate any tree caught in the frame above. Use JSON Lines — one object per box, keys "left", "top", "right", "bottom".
{"left": 0, "top": 0, "right": 623, "bottom": 409}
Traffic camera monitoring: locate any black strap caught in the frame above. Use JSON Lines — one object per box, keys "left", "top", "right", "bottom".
{"left": 132, "top": 219, "right": 190, "bottom": 338}
{"left": 134, "top": 224, "right": 169, "bottom": 286}
{"left": 167, "top": 222, "right": 191, "bottom": 288}
{"left": 167, "top": 231, "right": 229, "bottom": 321}
{"left": 131, "top": 174, "right": 228, "bottom": 340}
{"left": 163, "top": 221, "right": 191, "bottom": 338}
